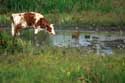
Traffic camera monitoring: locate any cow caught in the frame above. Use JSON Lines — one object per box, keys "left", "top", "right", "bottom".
{"left": 11, "top": 12, "right": 56, "bottom": 36}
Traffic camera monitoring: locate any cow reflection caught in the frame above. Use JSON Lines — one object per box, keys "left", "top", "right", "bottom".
{"left": 72, "top": 27, "right": 80, "bottom": 45}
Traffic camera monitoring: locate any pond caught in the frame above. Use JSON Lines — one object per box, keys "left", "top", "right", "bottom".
{"left": 51, "top": 30, "right": 125, "bottom": 55}
{"left": 52, "top": 30, "right": 125, "bottom": 46}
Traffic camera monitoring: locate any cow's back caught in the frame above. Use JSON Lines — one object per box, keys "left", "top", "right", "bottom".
{"left": 23, "top": 13, "right": 36, "bottom": 26}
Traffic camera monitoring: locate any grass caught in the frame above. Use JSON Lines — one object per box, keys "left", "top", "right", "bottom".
{"left": 0, "top": 47, "right": 125, "bottom": 83}
{"left": 46, "top": 11, "right": 125, "bottom": 27}
{"left": 1, "top": 0, "right": 125, "bottom": 13}
{"left": 0, "top": 15, "right": 10, "bottom": 24}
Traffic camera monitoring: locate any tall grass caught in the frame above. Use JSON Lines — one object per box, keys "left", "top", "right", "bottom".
{"left": 0, "top": 47, "right": 125, "bottom": 83}
{"left": 0, "top": 15, "right": 10, "bottom": 24}
{"left": 1, "top": 0, "right": 124, "bottom": 13}
{"left": 0, "top": 29, "right": 51, "bottom": 55}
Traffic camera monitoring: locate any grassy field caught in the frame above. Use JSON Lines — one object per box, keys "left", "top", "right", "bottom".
{"left": 0, "top": 0, "right": 125, "bottom": 83}
{"left": 0, "top": 46, "right": 125, "bottom": 83}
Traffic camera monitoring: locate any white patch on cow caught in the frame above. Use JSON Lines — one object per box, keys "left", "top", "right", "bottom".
{"left": 34, "top": 12, "right": 44, "bottom": 23}
{"left": 11, "top": 13, "right": 27, "bottom": 36}
{"left": 50, "top": 24, "right": 56, "bottom": 35}
{"left": 12, "top": 13, "right": 24, "bottom": 25}
{"left": 11, "top": 23, "right": 15, "bottom": 36}
{"left": 21, "top": 21, "right": 27, "bottom": 28}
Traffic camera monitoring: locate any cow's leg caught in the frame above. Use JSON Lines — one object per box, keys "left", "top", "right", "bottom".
{"left": 33, "top": 28, "right": 38, "bottom": 46}
{"left": 11, "top": 23, "right": 15, "bottom": 36}
{"left": 34, "top": 28, "right": 39, "bottom": 35}
{"left": 15, "top": 24, "right": 22, "bottom": 36}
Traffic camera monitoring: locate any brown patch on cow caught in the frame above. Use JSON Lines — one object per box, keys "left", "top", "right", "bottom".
{"left": 46, "top": 25, "right": 52, "bottom": 32}
{"left": 35, "top": 18, "right": 49, "bottom": 27}
{"left": 23, "top": 13, "right": 36, "bottom": 26}
{"left": 15, "top": 24, "right": 22, "bottom": 35}
{"left": 35, "top": 18, "right": 51, "bottom": 32}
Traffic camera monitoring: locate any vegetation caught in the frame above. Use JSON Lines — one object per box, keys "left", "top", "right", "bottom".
{"left": 0, "top": 31, "right": 125, "bottom": 83}
{"left": 0, "top": 0, "right": 125, "bottom": 83}
{"left": 0, "top": 0, "right": 124, "bottom": 13}
{"left": 0, "top": 0, "right": 125, "bottom": 26}
{"left": 0, "top": 30, "right": 51, "bottom": 54}
{"left": 0, "top": 44, "right": 125, "bottom": 83}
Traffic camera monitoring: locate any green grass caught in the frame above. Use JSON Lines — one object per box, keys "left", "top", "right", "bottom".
{"left": 0, "top": 47, "right": 125, "bottom": 83}
{"left": 0, "top": 15, "right": 10, "bottom": 24}
{"left": 46, "top": 11, "right": 125, "bottom": 26}
{"left": 1, "top": 0, "right": 125, "bottom": 14}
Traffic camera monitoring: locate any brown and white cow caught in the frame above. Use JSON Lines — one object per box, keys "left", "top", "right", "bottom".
{"left": 11, "top": 12, "right": 55, "bottom": 36}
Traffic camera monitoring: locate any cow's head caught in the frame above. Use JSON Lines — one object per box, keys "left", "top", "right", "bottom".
{"left": 36, "top": 18, "right": 56, "bottom": 35}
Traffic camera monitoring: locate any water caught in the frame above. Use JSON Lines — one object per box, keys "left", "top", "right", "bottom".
{"left": 52, "top": 30, "right": 125, "bottom": 55}
{"left": 52, "top": 30, "right": 125, "bottom": 47}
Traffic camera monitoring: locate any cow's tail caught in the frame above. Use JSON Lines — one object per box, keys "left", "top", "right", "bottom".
{"left": 10, "top": 15, "right": 15, "bottom": 36}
